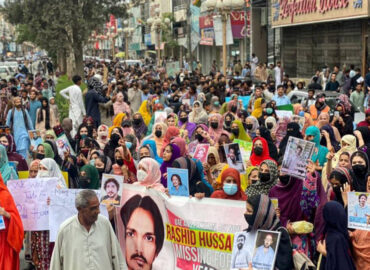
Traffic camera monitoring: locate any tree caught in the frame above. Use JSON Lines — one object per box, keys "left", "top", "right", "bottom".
{"left": 2, "top": 0, "right": 126, "bottom": 77}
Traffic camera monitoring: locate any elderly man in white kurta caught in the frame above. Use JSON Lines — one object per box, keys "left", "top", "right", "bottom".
{"left": 59, "top": 75, "right": 86, "bottom": 137}
{"left": 50, "top": 190, "right": 125, "bottom": 270}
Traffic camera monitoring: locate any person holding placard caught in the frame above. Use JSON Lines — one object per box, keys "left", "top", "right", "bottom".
{"left": 211, "top": 168, "right": 246, "bottom": 201}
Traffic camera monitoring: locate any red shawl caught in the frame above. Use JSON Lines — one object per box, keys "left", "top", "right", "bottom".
{"left": 250, "top": 137, "right": 275, "bottom": 166}
{"left": 211, "top": 168, "right": 246, "bottom": 201}
{"left": 0, "top": 174, "right": 24, "bottom": 270}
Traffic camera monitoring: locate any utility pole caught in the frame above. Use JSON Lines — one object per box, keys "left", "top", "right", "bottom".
{"left": 187, "top": 0, "right": 193, "bottom": 72}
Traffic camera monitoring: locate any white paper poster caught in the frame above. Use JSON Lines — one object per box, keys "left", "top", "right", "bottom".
{"left": 348, "top": 192, "right": 370, "bottom": 231}
{"left": 213, "top": 15, "right": 233, "bottom": 46}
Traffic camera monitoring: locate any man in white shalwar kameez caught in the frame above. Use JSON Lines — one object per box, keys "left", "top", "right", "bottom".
{"left": 50, "top": 190, "right": 125, "bottom": 270}
{"left": 59, "top": 75, "right": 86, "bottom": 137}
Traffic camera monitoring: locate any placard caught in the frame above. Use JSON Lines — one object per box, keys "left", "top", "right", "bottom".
{"left": 56, "top": 134, "right": 75, "bottom": 159}
{"left": 100, "top": 174, "right": 124, "bottom": 206}
{"left": 224, "top": 143, "right": 246, "bottom": 174}
{"left": 7, "top": 178, "right": 58, "bottom": 231}
{"left": 28, "top": 130, "right": 43, "bottom": 150}
{"left": 0, "top": 215, "right": 5, "bottom": 230}
{"left": 167, "top": 168, "right": 189, "bottom": 197}
{"left": 348, "top": 192, "right": 370, "bottom": 231}
{"left": 230, "top": 231, "right": 256, "bottom": 269}
{"left": 251, "top": 230, "right": 281, "bottom": 270}
{"left": 193, "top": 144, "right": 210, "bottom": 163}
{"left": 233, "top": 139, "right": 252, "bottom": 162}
{"left": 281, "top": 137, "right": 315, "bottom": 179}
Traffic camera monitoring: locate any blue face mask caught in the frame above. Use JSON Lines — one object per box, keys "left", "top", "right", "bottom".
{"left": 223, "top": 183, "right": 238, "bottom": 195}
{"left": 125, "top": 141, "right": 132, "bottom": 149}
{"left": 89, "top": 159, "right": 95, "bottom": 166}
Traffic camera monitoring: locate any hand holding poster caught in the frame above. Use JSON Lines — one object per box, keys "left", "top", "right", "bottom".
{"left": 348, "top": 192, "right": 370, "bottom": 231}
{"left": 281, "top": 137, "right": 315, "bottom": 179}
{"left": 7, "top": 178, "right": 58, "bottom": 231}
{"left": 167, "top": 168, "right": 189, "bottom": 197}
{"left": 252, "top": 230, "right": 281, "bottom": 270}
{"left": 100, "top": 174, "right": 124, "bottom": 206}
{"left": 56, "top": 134, "right": 75, "bottom": 159}
{"left": 28, "top": 130, "right": 43, "bottom": 149}
{"left": 116, "top": 184, "right": 247, "bottom": 270}
{"left": 224, "top": 143, "right": 246, "bottom": 173}
{"left": 193, "top": 144, "right": 210, "bottom": 163}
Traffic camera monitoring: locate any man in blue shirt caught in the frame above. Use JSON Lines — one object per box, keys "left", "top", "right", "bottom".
{"left": 273, "top": 85, "right": 291, "bottom": 106}
{"left": 354, "top": 194, "right": 369, "bottom": 218}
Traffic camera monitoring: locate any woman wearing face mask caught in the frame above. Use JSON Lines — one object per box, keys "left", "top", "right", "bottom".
{"left": 350, "top": 151, "right": 369, "bottom": 192}
{"left": 189, "top": 101, "right": 208, "bottom": 125}
{"left": 354, "top": 126, "right": 370, "bottom": 159}
{"left": 317, "top": 201, "right": 356, "bottom": 270}
{"left": 208, "top": 113, "right": 224, "bottom": 143}
{"left": 133, "top": 158, "right": 165, "bottom": 192}
{"left": 108, "top": 112, "right": 127, "bottom": 138}
{"left": 0, "top": 133, "right": 28, "bottom": 171}
{"left": 264, "top": 116, "right": 277, "bottom": 133}
{"left": 244, "top": 194, "right": 294, "bottom": 270}
{"left": 79, "top": 164, "right": 100, "bottom": 189}
{"left": 305, "top": 126, "right": 329, "bottom": 170}
{"left": 225, "top": 100, "right": 239, "bottom": 119}
{"left": 327, "top": 168, "right": 353, "bottom": 206}
{"left": 132, "top": 113, "right": 148, "bottom": 142}
{"left": 35, "top": 97, "right": 57, "bottom": 138}
{"left": 332, "top": 103, "right": 353, "bottom": 137}
{"left": 246, "top": 160, "right": 277, "bottom": 198}
{"left": 203, "top": 146, "right": 227, "bottom": 189}
{"left": 160, "top": 144, "right": 182, "bottom": 187}
{"left": 143, "top": 122, "right": 168, "bottom": 157}
{"left": 140, "top": 140, "right": 163, "bottom": 164}
{"left": 124, "top": 134, "right": 138, "bottom": 161}
{"left": 178, "top": 110, "right": 196, "bottom": 140}
{"left": 245, "top": 116, "right": 259, "bottom": 140}
{"left": 249, "top": 137, "right": 274, "bottom": 166}
{"left": 36, "top": 142, "right": 54, "bottom": 160}
{"left": 211, "top": 168, "right": 246, "bottom": 200}
{"left": 112, "top": 145, "right": 137, "bottom": 183}
{"left": 188, "top": 125, "right": 214, "bottom": 155}
{"left": 258, "top": 126, "right": 278, "bottom": 162}
{"left": 223, "top": 113, "right": 235, "bottom": 133}
{"left": 278, "top": 122, "right": 302, "bottom": 158}
{"left": 74, "top": 123, "right": 92, "bottom": 152}
{"left": 244, "top": 166, "right": 259, "bottom": 190}
{"left": 320, "top": 125, "right": 340, "bottom": 152}
{"left": 230, "top": 119, "right": 251, "bottom": 142}
{"left": 61, "top": 151, "right": 79, "bottom": 188}
{"left": 37, "top": 158, "right": 67, "bottom": 188}
{"left": 0, "top": 144, "right": 18, "bottom": 183}
{"left": 96, "top": 124, "right": 109, "bottom": 149}
{"left": 94, "top": 155, "right": 112, "bottom": 179}
{"left": 104, "top": 128, "right": 124, "bottom": 161}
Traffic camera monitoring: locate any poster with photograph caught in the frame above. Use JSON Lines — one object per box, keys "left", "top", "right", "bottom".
{"left": 281, "top": 137, "right": 315, "bottom": 179}
{"left": 224, "top": 143, "right": 245, "bottom": 173}
{"left": 348, "top": 192, "right": 370, "bottom": 231}
{"left": 233, "top": 139, "right": 253, "bottom": 161}
{"left": 167, "top": 168, "right": 189, "bottom": 197}
{"left": 100, "top": 174, "right": 124, "bottom": 206}
{"left": 56, "top": 134, "right": 75, "bottom": 159}
{"left": 155, "top": 111, "right": 167, "bottom": 123}
{"left": 28, "top": 130, "right": 43, "bottom": 149}
{"left": 251, "top": 230, "right": 281, "bottom": 270}
{"left": 230, "top": 231, "right": 256, "bottom": 269}
{"left": 193, "top": 144, "right": 210, "bottom": 163}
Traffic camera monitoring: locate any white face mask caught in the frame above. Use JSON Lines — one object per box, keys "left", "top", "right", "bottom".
{"left": 37, "top": 170, "right": 50, "bottom": 178}
{"left": 136, "top": 169, "right": 148, "bottom": 182}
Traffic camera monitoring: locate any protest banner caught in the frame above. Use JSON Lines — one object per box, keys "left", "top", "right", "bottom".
{"left": 18, "top": 171, "right": 69, "bottom": 187}
{"left": 116, "top": 184, "right": 247, "bottom": 270}
{"left": 230, "top": 231, "right": 256, "bottom": 269}
{"left": 7, "top": 178, "right": 58, "bottom": 231}
{"left": 28, "top": 130, "right": 43, "bottom": 150}
{"left": 100, "top": 174, "right": 124, "bottom": 206}
{"left": 275, "top": 110, "right": 293, "bottom": 119}
{"left": 48, "top": 188, "right": 108, "bottom": 242}
{"left": 281, "top": 137, "right": 315, "bottom": 179}
{"left": 56, "top": 134, "right": 75, "bottom": 159}
{"left": 167, "top": 168, "right": 189, "bottom": 197}
{"left": 251, "top": 230, "right": 281, "bottom": 270}
{"left": 224, "top": 143, "right": 246, "bottom": 174}
{"left": 233, "top": 139, "right": 252, "bottom": 162}
{"left": 0, "top": 215, "right": 5, "bottom": 230}
{"left": 193, "top": 144, "right": 210, "bottom": 163}
{"left": 348, "top": 192, "right": 370, "bottom": 231}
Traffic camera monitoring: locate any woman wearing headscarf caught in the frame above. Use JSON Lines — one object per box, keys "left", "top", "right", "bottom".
{"left": 230, "top": 119, "right": 251, "bottom": 142}
{"left": 96, "top": 124, "right": 109, "bottom": 149}
{"left": 246, "top": 160, "right": 278, "bottom": 198}
{"left": 160, "top": 143, "right": 182, "bottom": 187}
{"left": 251, "top": 98, "right": 265, "bottom": 119}
{"left": 188, "top": 124, "right": 213, "bottom": 155}
{"left": 264, "top": 116, "right": 277, "bottom": 133}
{"left": 0, "top": 145, "right": 18, "bottom": 184}
{"left": 178, "top": 110, "right": 197, "bottom": 140}
{"left": 133, "top": 158, "right": 165, "bottom": 192}
{"left": 242, "top": 166, "right": 259, "bottom": 191}
{"left": 94, "top": 154, "right": 112, "bottom": 179}
{"left": 163, "top": 126, "right": 180, "bottom": 146}
{"left": 249, "top": 137, "right": 274, "bottom": 166}
{"left": 189, "top": 101, "right": 208, "bottom": 125}
{"left": 0, "top": 174, "right": 24, "bottom": 270}
{"left": 258, "top": 126, "right": 278, "bottom": 162}
{"left": 112, "top": 146, "right": 137, "bottom": 183}
{"left": 171, "top": 137, "right": 188, "bottom": 157}
{"left": 244, "top": 194, "right": 294, "bottom": 270}
{"left": 125, "top": 134, "right": 138, "bottom": 161}
{"left": 0, "top": 134, "right": 28, "bottom": 171}
{"left": 44, "top": 140, "right": 64, "bottom": 166}
{"left": 166, "top": 113, "right": 178, "bottom": 127}
{"left": 108, "top": 112, "right": 126, "bottom": 138}
{"left": 172, "top": 157, "right": 212, "bottom": 197}
{"left": 211, "top": 168, "right": 246, "bottom": 200}
{"left": 278, "top": 122, "right": 302, "bottom": 158}
{"left": 350, "top": 151, "right": 369, "bottom": 192}
{"left": 140, "top": 140, "right": 163, "bottom": 164}
{"left": 104, "top": 127, "right": 124, "bottom": 161}
{"left": 143, "top": 122, "right": 168, "bottom": 157}
{"left": 223, "top": 113, "right": 235, "bottom": 133}
{"left": 35, "top": 97, "right": 57, "bottom": 138}
{"left": 225, "top": 100, "right": 240, "bottom": 119}
{"left": 327, "top": 167, "right": 353, "bottom": 205}
{"left": 332, "top": 102, "right": 354, "bottom": 137}
{"left": 61, "top": 152, "right": 79, "bottom": 189}
{"left": 138, "top": 99, "right": 153, "bottom": 126}
{"left": 320, "top": 124, "right": 340, "bottom": 152}
{"left": 113, "top": 91, "right": 130, "bottom": 118}
{"left": 79, "top": 164, "right": 100, "bottom": 189}
{"left": 316, "top": 112, "right": 341, "bottom": 142}
{"left": 208, "top": 113, "right": 225, "bottom": 143}
{"left": 37, "top": 158, "right": 66, "bottom": 188}
{"left": 203, "top": 146, "right": 227, "bottom": 188}
{"left": 305, "top": 126, "right": 329, "bottom": 169}
{"left": 132, "top": 113, "right": 148, "bottom": 142}
{"left": 245, "top": 116, "right": 259, "bottom": 140}
{"left": 354, "top": 126, "right": 370, "bottom": 159}
{"left": 317, "top": 201, "right": 356, "bottom": 270}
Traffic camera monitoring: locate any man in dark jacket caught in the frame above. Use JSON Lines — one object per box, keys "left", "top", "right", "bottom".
{"left": 85, "top": 77, "right": 111, "bottom": 127}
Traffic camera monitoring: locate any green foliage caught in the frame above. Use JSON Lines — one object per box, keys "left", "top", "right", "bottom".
{"left": 55, "top": 75, "right": 86, "bottom": 121}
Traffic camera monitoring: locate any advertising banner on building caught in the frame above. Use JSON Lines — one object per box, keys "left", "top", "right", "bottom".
{"left": 116, "top": 184, "right": 247, "bottom": 270}
{"left": 272, "top": 0, "right": 370, "bottom": 27}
